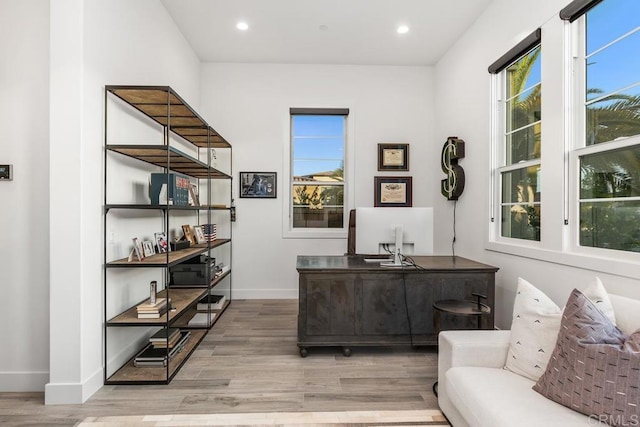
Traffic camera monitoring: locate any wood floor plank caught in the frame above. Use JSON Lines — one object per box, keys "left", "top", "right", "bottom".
{"left": 0, "top": 299, "right": 443, "bottom": 426}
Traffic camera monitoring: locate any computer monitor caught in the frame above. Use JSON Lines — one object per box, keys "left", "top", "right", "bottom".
{"left": 355, "top": 207, "right": 434, "bottom": 266}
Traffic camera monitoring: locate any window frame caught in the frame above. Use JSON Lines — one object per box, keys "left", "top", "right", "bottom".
{"left": 568, "top": 9, "right": 640, "bottom": 260}
{"left": 491, "top": 41, "right": 543, "bottom": 246}
{"left": 282, "top": 106, "right": 354, "bottom": 239}
{"left": 486, "top": 2, "right": 640, "bottom": 280}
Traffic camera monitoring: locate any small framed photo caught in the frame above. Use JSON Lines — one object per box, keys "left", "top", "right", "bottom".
{"left": 239, "top": 172, "right": 277, "bottom": 198}
{"left": 131, "top": 237, "right": 144, "bottom": 261}
{"left": 374, "top": 176, "right": 413, "bottom": 207}
{"left": 193, "top": 225, "right": 206, "bottom": 244}
{"left": 188, "top": 184, "right": 200, "bottom": 206}
{"left": 154, "top": 232, "right": 169, "bottom": 253}
{"left": 182, "top": 224, "right": 196, "bottom": 245}
{"left": 378, "top": 143, "right": 409, "bottom": 171}
{"left": 142, "top": 240, "right": 156, "bottom": 257}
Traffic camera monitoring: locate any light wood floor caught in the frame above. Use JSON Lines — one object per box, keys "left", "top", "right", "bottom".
{"left": 0, "top": 299, "right": 441, "bottom": 426}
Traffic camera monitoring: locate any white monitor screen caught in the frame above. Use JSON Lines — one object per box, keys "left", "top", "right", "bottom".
{"left": 355, "top": 207, "right": 434, "bottom": 256}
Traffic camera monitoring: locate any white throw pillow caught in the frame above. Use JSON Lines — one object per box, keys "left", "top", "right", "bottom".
{"left": 505, "top": 278, "right": 562, "bottom": 381}
{"left": 582, "top": 277, "right": 616, "bottom": 325}
{"left": 505, "top": 277, "right": 616, "bottom": 382}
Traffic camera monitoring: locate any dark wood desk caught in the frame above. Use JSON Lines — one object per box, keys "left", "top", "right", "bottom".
{"left": 296, "top": 255, "right": 498, "bottom": 356}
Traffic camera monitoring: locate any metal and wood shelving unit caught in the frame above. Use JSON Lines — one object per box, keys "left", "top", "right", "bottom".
{"left": 103, "top": 85, "right": 232, "bottom": 385}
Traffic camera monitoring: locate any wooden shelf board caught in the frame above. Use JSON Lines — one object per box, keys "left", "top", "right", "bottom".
{"left": 106, "top": 240, "right": 230, "bottom": 268}
{"left": 106, "top": 288, "right": 208, "bottom": 326}
{"left": 172, "top": 299, "right": 230, "bottom": 329}
{"left": 106, "top": 144, "right": 230, "bottom": 179}
{"left": 105, "top": 204, "right": 231, "bottom": 211}
{"left": 105, "top": 329, "right": 206, "bottom": 384}
{"left": 106, "top": 86, "right": 231, "bottom": 149}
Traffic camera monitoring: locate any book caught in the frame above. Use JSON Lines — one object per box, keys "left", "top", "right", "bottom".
{"left": 196, "top": 294, "right": 226, "bottom": 311}
{"left": 136, "top": 298, "right": 167, "bottom": 312}
{"left": 137, "top": 305, "right": 168, "bottom": 319}
{"left": 149, "top": 327, "right": 182, "bottom": 348}
{"left": 134, "top": 331, "right": 190, "bottom": 367}
{"left": 149, "top": 327, "right": 180, "bottom": 342}
{"left": 152, "top": 332, "right": 182, "bottom": 349}
{"left": 188, "top": 312, "right": 216, "bottom": 327}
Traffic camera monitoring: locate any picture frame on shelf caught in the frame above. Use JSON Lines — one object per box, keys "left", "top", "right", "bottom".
{"left": 188, "top": 184, "right": 200, "bottom": 206}
{"left": 142, "top": 240, "right": 155, "bottom": 257}
{"left": 378, "top": 143, "right": 409, "bottom": 171}
{"left": 193, "top": 225, "right": 206, "bottom": 244}
{"left": 239, "top": 172, "right": 277, "bottom": 198}
{"left": 131, "top": 237, "right": 145, "bottom": 261}
{"left": 374, "top": 176, "right": 413, "bottom": 207}
{"left": 154, "top": 231, "right": 169, "bottom": 253}
{"left": 182, "top": 224, "right": 196, "bottom": 245}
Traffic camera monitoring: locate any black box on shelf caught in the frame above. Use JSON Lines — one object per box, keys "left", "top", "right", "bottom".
{"left": 170, "top": 240, "right": 190, "bottom": 251}
{"left": 170, "top": 260, "right": 217, "bottom": 286}
{"left": 150, "top": 172, "right": 191, "bottom": 206}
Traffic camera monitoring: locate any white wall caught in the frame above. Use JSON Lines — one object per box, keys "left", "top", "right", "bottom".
{"left": 200, "top": 63, "right": 435, "bottom": 299}
{"left": 0, "top": 0, "right": 50, "bottom": 392}
{"left": 46, "top": 0, "right": 201, "bottom": 403}
{"left": 433, "top": 0, "right": 640, "bottom": 328}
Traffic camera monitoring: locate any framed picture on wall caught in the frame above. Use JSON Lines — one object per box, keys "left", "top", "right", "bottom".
{"left": 378, "top": 143, "right": 409, "bottom": 171}
{"left": 374, "top": 176, "right": 412, "bottom": 207}
{"left": 239, "top": 172, "right": 277, "bottom": 198}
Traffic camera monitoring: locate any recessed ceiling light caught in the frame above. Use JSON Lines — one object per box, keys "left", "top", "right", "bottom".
{"left": 397, "top": 25, "right": 409, "bottom": 34}
{"left": 319, "top": 24, "right": 329, "bottom": 31}
{"left": 236, "top": 21, "right": 249, "bottom": 31}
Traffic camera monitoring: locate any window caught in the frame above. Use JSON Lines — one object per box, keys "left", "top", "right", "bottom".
{"left": 290, "top": 108, "right": 347, "bottom": 230}
{"left": 575, "top": 0, "right": 640, "bottom": 253}
{"left": 491, "top": 33, "right": 542, "bottom": 242}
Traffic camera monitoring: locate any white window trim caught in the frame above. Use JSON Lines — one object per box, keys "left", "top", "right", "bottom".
{"left": 487, "top": 11, "right": 640, "bottom": 280}
{"left": 282, "top": 105, "right": 355, "bottom": 239}
{"left": 490, "top": 42, "right": 543, "bottom": 246}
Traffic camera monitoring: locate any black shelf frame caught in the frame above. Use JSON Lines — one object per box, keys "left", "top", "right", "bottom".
{"left": 103, "top": 85, "right": 233, "bottom": 385}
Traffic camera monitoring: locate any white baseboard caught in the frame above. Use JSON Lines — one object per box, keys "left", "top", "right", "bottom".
{"left": 44, "top": 366, "right": 103, "bottom": 405}
{"left": 231, "top": 289, "right": 298, "bottom": 300}
{"left": 0, "top": 371, "right": 49, "bottom": 392}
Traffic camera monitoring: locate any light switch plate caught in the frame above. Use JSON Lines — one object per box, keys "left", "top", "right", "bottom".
{"left": 0, "top": 164, "right": 12, "bottom": 180}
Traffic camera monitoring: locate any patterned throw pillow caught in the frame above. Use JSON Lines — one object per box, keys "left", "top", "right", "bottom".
{"left": 533, "top": 289, "right": 640, "bottom": 427}
{"left": 504, "top": 277, "right": 562, "bottom": 381}
{"left": 505, "top": 277, "right": 616, "bottom": 381}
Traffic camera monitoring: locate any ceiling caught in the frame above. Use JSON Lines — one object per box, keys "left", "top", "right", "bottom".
{"left": 161, "top": 0, "right": 492, "bottom": 66}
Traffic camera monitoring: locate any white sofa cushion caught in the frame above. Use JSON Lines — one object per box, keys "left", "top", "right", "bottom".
{"left": 445, "top": 366, "right": 607, "bottom": 427}
{"left": 534, "top": 289, "right": 640, "bottom": 425}
{"left": 505, "top": 277, "right": 616, "bottom": 381}
{"left": 505, "top": 277, "right": 563, "bottom": 381}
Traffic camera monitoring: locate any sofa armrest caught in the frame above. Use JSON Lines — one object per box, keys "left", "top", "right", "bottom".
{"left": 437, "top": 330, "right": 512, "bottom": 425}
{"left": 438, "top": 330, "right": 511, "bottom": 381}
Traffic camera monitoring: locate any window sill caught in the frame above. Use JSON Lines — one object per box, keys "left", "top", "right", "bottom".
{"left": 485, "top": 240, "right": 639, "bottom": 280}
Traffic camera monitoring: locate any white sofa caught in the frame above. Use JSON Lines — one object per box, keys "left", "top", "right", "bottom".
{"left": 437, "top": 293, "right": 640, "bottom": 427}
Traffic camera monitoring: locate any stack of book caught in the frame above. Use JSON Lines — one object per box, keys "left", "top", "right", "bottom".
{"left": 136, "top": 298, "right": 169, "bottom": 319}
{"left": 188, "top": 312, "right": 217, "bottom": 327}
{"left": 196, "top": 294, "right": 226, "bottom": 311}
{"left": 133, "top": 330, "right": 191, "bottom": 367}
{"left": 215, "top": 263, "right": 230, "bottom": 278}
{"left": 201, "top": 223, "right": 217, "bottom": 242}
{"left": 148, "top": 327, "right": 181, "bottom": 349}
